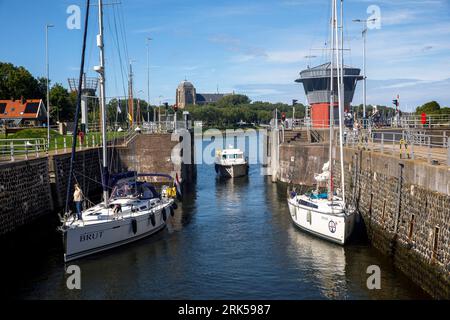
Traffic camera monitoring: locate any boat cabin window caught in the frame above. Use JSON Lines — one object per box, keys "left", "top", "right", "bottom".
{"left": 329, "top": 203, "right": 341, "bottom": 207}
{"left": 138, "top": 184, "right": 156, "bottom": 200}
{"left": 298, "top": 199, "right": 319, "bottom": 209}
{"left": 223, "top": 153, "right": 243, "bottom": 159}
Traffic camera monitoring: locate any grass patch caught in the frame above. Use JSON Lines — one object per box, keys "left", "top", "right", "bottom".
{"left": 8, "top": 128, "right": 62, "bottom": 140}
{"left": 3, "top": 128, "right": 126, "bottom": 151}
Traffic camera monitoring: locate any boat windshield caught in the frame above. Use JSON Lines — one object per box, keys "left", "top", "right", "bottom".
{"left": 223, "top": 153, "right": 243, "bottom": 159}
{"left": 110, "top": 181, "right": 159, "bottom": 200}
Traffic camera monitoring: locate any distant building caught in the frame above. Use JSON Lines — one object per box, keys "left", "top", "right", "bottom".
{"left": 175, "top": 80, "right": 230, "bottom": 109}
{"left": 0, "top": 99, "right": 47, "bottom": 127}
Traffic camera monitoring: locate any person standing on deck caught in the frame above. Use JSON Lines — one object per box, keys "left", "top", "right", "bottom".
{"left": 73, "top": 183, "right": 83, "bottom": 221}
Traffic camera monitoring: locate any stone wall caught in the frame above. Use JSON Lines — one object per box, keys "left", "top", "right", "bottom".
{"left": 50, "top": 148, "right": 103, "bottom": 209}
{"left": 113, "top": 133, "right": 196, "bottom": 185}
{"left": 334, "top": 148, "right": 450, "bottom": 299}
{"left": 278, "top": 143, "right": 329, "bottom": 185}
{"left": 0, "top": 158, "right": 53, "bottom": 235}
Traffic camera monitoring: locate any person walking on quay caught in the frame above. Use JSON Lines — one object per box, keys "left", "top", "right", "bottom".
{"left": 73, "top": 183, "right": 83, "bottom": 221}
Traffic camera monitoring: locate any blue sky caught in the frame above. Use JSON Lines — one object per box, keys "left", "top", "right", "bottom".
{"left": 1, "top": 0, "right": 450, "bottom": 110}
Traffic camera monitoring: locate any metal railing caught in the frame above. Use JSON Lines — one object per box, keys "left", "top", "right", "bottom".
{"left": 289, "top": 114, "right": 450, "bottom": 130}
{"left": 342, "top": 129, "right": 450, "bottom": 166}
{"left": 395, "top": 114, "right": 450, "bottom": 129}
{"left": 0, "top": 138, "right": 46, "bottom": 161}
{"left": 0, "top": 135, "right": 105, "bottom": 162}
{"left": 140, "top": 121, "right": 192, "bottom": 134}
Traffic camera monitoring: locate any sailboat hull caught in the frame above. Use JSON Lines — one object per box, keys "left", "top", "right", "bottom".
{"left": 63, "top": 203, "right": 171, "bottom": 262}
{"left": 215, "top": 163, "right": 248, "bottom": 178}
{"left": 287, "top": 197, "right": 355, "bottom": 245}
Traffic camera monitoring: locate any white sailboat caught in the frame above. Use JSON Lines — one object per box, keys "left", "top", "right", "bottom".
{"left": 62, "top": 173, "right": 178, "bottom": 262}
{"left": 59, "top": 0, "right": 178, "bottom": 262}
{"left": 287, "top": 0, "right": 355, "bottom": 245}
{"left": 215, "top": 146, "right": 249, "bottom": 178}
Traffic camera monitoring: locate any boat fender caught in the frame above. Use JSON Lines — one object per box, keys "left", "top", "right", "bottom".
{"left": 131, "top": 219, "right": 137, "bottom": 234}
{"left": 170, "top": 205, "right": 175, "bottom": 217}
{"left": 162, "top": 208, "right": 167, "bottom": 222}
{"left": 149, "top": 212, "right": 156, "bottom": 227}
{"left": 172, "top": 202, "right": 178, "bottom": 210}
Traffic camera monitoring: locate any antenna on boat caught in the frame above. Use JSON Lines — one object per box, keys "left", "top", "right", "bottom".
{"left": 94, "top": 0, "right": 109, "bottom": 207}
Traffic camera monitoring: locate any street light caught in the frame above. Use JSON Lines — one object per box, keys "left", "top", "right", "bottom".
{"left": 45, "top": 23, "right": 54, "bottom": 151}
{"left": 353, "top": 18, "right": 376, "bottom": 128}
{"left": 146, "top": 37, "right": 152, "bottom": 123}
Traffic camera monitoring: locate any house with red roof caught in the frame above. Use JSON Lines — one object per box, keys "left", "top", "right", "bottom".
{"left": 0, "top": 98, "right": 48, "bottom": 127}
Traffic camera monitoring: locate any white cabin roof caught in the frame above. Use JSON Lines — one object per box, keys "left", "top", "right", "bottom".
{"left": 220, "top": 148, "right": 243, "bottom": 155}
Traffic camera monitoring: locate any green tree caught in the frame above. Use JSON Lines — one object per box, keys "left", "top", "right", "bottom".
{"left": 439, "top": 107, "right": 450, "bottom": 115}
{"left": 216, "top": 94, "right": 251, "bottom": 107}
{"left": 0, "top": 62, "right": 45, "bottom": 100}
{"left": 416, "top": 101, "right": 441, "bottom": 115}
{"left": 49, "top": 83, "right": 75, "bottom": 122}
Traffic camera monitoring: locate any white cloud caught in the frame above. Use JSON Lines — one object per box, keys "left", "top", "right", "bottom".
{"left": 266, "top": 50, "right": 310, "bottom": 63}
{"left": 380, "top": 9, "right": 419, "bottom": 26}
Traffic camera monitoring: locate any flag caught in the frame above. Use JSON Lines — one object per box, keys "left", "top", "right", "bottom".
{"left": 117, "top": 100, "right": 122, "bottom": 114}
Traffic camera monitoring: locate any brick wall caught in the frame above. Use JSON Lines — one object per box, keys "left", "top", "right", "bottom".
{"left": 333, "top": 148, "right": 450, "bottom": 299}
{"left": 0, "top": 158, "right": 52, "bottom": 235}
{"left": 50, "top": 148, "right": 103, "bottom": 209}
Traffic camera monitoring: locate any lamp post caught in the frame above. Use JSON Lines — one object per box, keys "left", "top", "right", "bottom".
{"left": 352, "top": 18, "right": 376, "bottom": 128}
{"left": 45, "top": 23, "right": 54, "bottom": 151}
{"left": 146, "top": 37, "right": 152, "bottom": 122}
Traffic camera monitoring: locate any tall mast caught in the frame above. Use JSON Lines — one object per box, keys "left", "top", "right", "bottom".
{"left": 328, "top": 0, "right": 335, "bottom": 201}
{"left": 147, "top": 37, "right": 151, "bottom": 122}
{"left": 336, "top": 0, "right": 346, "bottom": 204}
{"left": 340, "top": 0, "right": 344, "bottom": 78}
{"left": 128, "top": 62, "right": 134, "bottom": 127}
{"left": 95, "top": 0, "right": 108, "bottom": 206}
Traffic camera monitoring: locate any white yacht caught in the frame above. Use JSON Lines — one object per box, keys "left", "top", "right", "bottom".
{"left": 59, "top": 0, "right": 179, "bottom": 262}
{"left": 287, "top": 0, "right": 356, "bottom": 245}
{"left": 61, "top": 173, "right": 178, "bottom": 262}
{"left": 215, "top": 146, "right": 249, "bottom": 178}
{"left": 287, "top": 188, "right": 355, "bottom": 245}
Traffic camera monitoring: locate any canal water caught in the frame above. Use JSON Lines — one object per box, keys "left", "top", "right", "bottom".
{"left": 1, "top": 137, "right": 428, "bottom": 300}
